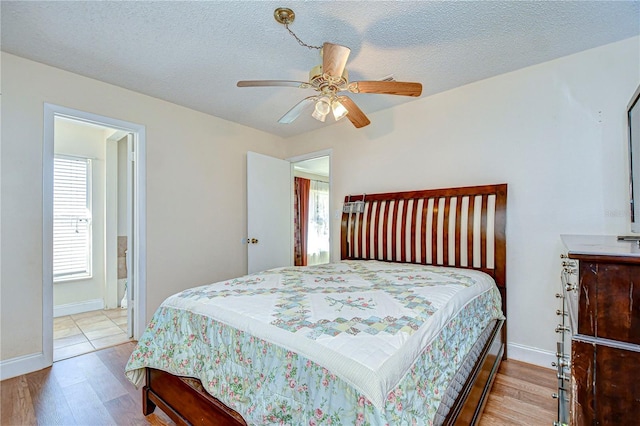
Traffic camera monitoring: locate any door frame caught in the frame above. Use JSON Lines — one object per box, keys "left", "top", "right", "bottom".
{"left": 43, "top": 103, "right": 147, "bottom": 365}
{"left": 287, "top": 149, "right": 333, "bottom": 262}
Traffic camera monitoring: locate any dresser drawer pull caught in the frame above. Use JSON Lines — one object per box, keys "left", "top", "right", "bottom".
{"left": 552, "top": 360, "right": 570, "bottom": 368}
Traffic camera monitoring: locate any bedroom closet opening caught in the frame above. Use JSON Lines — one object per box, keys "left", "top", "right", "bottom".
{"left": 293, "top": 156, "right": 330, "bottom": 266}
{"left": 50, "top": 115, "right": 134, "bottom": 361}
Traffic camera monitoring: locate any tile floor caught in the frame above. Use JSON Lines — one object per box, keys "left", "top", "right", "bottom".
{"left": 53, "top": 309, "right": 132, "bottom": 362}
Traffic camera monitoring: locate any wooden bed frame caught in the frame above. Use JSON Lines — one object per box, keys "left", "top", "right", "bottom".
{"left": 142, "top": 183, "right": 508, "bottom": 425}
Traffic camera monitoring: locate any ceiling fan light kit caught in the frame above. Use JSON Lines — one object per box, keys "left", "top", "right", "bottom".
{"left": 236, "top": 7, "right": 423, "bottom": 129}
{"left": 331, "top": 100, "right": 348, "bottom": 121}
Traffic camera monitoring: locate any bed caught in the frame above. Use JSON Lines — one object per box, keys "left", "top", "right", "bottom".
{"left": 125, "top": 183, "right": 507, "bottom": 425}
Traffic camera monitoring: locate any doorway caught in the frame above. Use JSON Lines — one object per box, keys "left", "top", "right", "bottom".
{"left": 51, "top": 118, "right": 131, "bottom": 360}
{"left": 43, "top": 104, "right": 146, "bottom": 366}
{"left": 292, "top": 156, "right": 331, "bottom": 266}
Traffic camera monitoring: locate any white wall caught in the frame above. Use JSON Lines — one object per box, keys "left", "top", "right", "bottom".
{"left": 284, "top": 37, "right": 640, "bottom": 366}
{"left": 0, "top": 52, "right": 286, "bottom": 363}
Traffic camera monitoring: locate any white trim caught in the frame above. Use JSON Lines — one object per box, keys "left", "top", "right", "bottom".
{"left": 286, "top": 149, "right": 333, "bottom": 165}
{"left": 35, "top": 103, "right": 147, "bottom": 378}
{"left": 133, "top": 127, "right": 147, "bottom": 339}
{"left": 53, "top": 299, "right": 105, "bottom": 318}
{"left": 43, "top": 104, "right": 55, "bottom": 370}
{"left": 105, "top": 139, "right": 119, "bottom": 309}
{"left": 0, "top": 352, "right": 48, "bottom": 381}
{"left": 507, "top": 342, "right": 556, "bottom": 369}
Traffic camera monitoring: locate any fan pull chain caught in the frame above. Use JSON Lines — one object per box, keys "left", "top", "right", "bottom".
{"left": 284, "top": 23, "right": 322, "bottom": 50}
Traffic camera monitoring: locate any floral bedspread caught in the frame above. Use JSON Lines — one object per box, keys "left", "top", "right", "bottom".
{"left": 125, "top": 260, "right": 503, "bottom": 425}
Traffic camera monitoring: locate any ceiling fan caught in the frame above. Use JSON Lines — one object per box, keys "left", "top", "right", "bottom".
{"left": 236, "top": 9, "right": 422, "bottom": 129}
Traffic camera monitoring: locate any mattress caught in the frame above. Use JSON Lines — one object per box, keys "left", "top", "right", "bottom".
{"left": 125, "top": 260, "right": 503, "bottom": 425}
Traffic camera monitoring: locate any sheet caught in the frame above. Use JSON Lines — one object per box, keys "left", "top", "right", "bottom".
{"left": 125, "top": 260, "right": 503, "bottom": 425}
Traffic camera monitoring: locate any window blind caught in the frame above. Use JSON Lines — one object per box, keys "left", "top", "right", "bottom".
{"left": 53, "top": 156, "right": 92, "bottom": 280}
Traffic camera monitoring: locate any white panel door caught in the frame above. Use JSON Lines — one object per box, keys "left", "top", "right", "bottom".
{"left": 247, "top": 152, "right": 292, "bottom": 274}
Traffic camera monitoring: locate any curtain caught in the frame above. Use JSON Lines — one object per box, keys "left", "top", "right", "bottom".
{"left": 294, "top": 177, "right": 310, "bottom": 266}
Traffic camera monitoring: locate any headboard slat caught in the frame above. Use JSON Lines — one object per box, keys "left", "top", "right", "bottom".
{"left": 427, "top": 197, "right": 440, "bottom": 265}
{"left": 480, "top": 194, "right": 488, "bottom": 270}
{"left": 399, "top": 201, "right": 405, "bottom": 263}
{"left": 372, "top": 201, "right": 380, "bottom": 260}
{"left": 390, "top": 200, "right": 398, "bottom": 262}
{"left": 420, "top": 200, "right": 428, "bottom": 264}
{"left": 455, "top": 196, "right": 463, "bottom": 266}
{"left": 410, "top": 199, "right": 419, "bottom": 264}
{"left": 467, "top": 196, "right": 476, "bottom": 268}
{"left": 358, "top": 205, "right": 366, "bottom": 258}
{"left": 382, "top": 201, "right": 389, "bottom": 261}
{"left": 443, "top": 197, "right": 451, "bottom": 266}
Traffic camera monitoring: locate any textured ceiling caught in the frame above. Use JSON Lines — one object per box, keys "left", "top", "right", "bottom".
{"left": 2, "top": 1, "right": 639, "bottom": 138}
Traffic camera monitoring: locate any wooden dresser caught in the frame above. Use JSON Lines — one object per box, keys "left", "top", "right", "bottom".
{"left": 560, "top": 235, "right": 640, "bottom": 425}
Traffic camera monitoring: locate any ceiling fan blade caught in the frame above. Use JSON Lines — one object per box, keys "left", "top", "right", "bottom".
{"left": 348, "top": 81, "right": 422, "bottom": 97}
{"left": 322, "top": 42, "right": 351, "bottom": 78}
{"left": 278, "top": 96, "right": 317, "bottom": 124}
{"left": 237, "top": 80, "right": 308, "bottom": 88}
{"left": 338, "top": 96, "right": 370, "bottom": 128}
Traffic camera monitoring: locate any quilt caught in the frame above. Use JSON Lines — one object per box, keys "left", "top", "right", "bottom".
{"left": 125, "top": 260, "right": 503, "bottom": 425}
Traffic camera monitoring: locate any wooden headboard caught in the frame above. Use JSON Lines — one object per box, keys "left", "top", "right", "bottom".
{"left": 340, "top": 184, "right": 507, "bottom": 315}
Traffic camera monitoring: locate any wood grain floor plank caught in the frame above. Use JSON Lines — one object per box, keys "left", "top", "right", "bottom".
{"left": 49, "top": 355, "right": 87, "bottom": 389}
{"left": 96, "top": 341, "right": 149, "bottom": 403}
{"left": 498, "top": 359, "right": 556, "bottom": 387}
{"left": 26, "top": 367, "right": 76, "bottom": 425}
{"left": 60, "top": 380, "right": 117, "bottom": 425}
{"left": 479, "top": 360, "right": 556, "bottom": 426}
{"left": 0, "top": 375, "right": 37, "bottom": 426}
{"left": 104, "top": 393, "right": 175, "bottom": 426}
{"left": 491, "top": 375, "right": 557, "bottom": 409}
{"left": 72, "top": 351, "right": 129, "bottom": 403}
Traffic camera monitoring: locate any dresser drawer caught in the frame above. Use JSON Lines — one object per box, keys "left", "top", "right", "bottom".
{"left": 578, "top": 262, "right": 640, "bottom": 345}
{"left": 572, "top": 338, "right": 640, "bottom": 425}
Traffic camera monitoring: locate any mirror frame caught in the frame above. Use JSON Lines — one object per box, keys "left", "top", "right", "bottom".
{"left": 627, "top": 84, "right": 640, "bottom": 233}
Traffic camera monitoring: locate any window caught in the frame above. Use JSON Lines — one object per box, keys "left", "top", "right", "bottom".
{"left": 53, "top": 156, "right": 92, "bottom": 281}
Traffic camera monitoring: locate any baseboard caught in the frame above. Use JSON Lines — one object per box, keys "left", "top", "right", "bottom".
{"left": 507, "top": 342, "right": 555, "bottom": 369}
{"left": 53, "top": 298, "right": 104, "bottom": 318}
{"left": 0, "top": 351, "right": 49, "bottom": 381}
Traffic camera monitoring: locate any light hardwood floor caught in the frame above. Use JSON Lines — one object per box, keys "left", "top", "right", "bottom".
{"left": 1, "top": 342, "right": 556, "bottom": 425}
